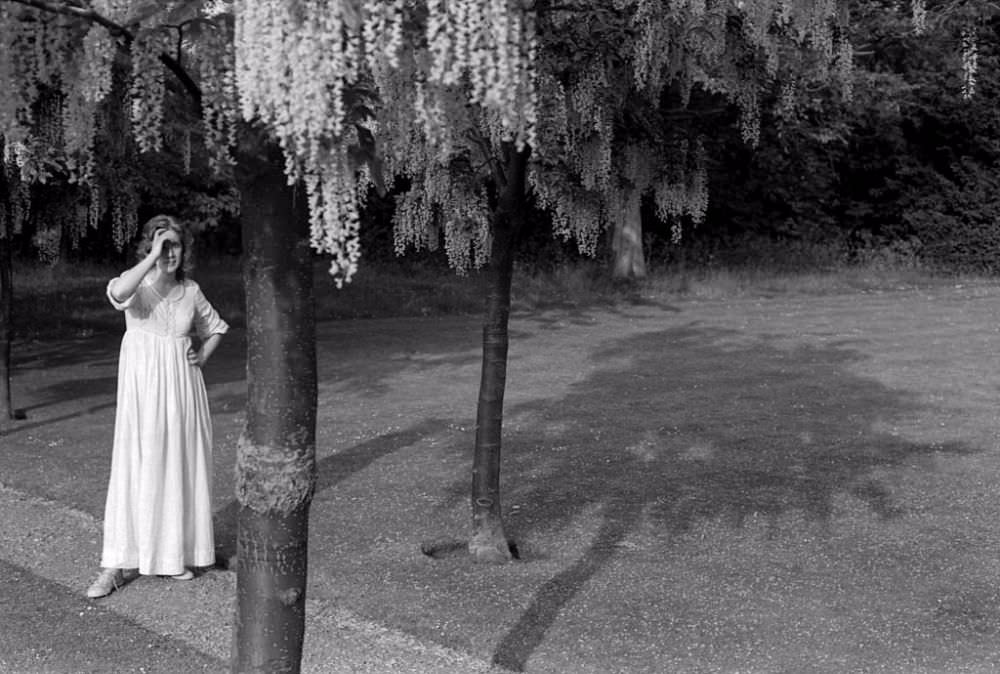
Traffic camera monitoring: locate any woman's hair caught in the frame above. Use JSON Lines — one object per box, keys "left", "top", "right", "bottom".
{"left": 136, "top": 214, "right": 196, "bottom": 280}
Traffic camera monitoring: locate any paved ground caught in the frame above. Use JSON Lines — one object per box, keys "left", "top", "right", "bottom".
{"left": 0, "top": 558, "right": 225, "bottom": 673}
{"left": 9, "top": 287, "right": 1000, "bottom": 673}
{"left": 0, "top": 484, "right": 507, "bottom": 674}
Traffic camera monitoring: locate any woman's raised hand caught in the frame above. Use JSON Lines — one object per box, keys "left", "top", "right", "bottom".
{"left": 148, "top": 228, "right": 171, "bottom": 259}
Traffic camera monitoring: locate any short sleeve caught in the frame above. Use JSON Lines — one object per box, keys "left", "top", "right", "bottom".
{"left": 106, "top": 277, "right": 137, "bottom": 311}
{"left": 192, "top": 282, "right": 229, "bottom": 339}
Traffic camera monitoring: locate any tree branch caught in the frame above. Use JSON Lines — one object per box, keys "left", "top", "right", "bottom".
{"left": 465, "top": 123, "right": 506, "bottom": 188}
{"left": 174, "top": 24, "right": 184, "bottom": 68}
{"left": 7, "top": 0, "right": 202, "bottom": 110}
{"left": 9, "top": 0, "right": 128, "bottom": 37}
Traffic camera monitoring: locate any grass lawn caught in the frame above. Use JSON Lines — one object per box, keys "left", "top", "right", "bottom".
{"left": 5, "top": 260, "right": 1000, "bottom": 672}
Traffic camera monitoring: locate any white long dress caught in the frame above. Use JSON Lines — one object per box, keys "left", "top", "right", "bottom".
{"left": 100, "top": 275, "right": 228, "bottom": 575}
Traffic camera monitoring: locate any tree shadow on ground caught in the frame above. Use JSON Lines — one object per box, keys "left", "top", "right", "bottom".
{"left": 3, "top": 331, "right": 249, "bottom": 437}
{"left": 478, "top": 325, "right": 976, "bottom": 671}
{"left": 12, "top": 338, "right": 119, "bottom": 372}
{"left": 2, "top": 338, "right": 121, "bottom": 436}
{"left": 19, "top": 375, "right": 119, "bottom": 413}
{"left": 312, "top": 303, "right": 684, "bottom": 401}
{"left": 0, "top": 400, "right": 118, "bottom": 438}
{"left": 213, "top": 418, "right": 451, "bottom": 565}
{"left": 313, "top": 316, "right": 506, "bottom": 399}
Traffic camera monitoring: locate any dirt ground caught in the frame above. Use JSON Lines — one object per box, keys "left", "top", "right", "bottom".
{"left": 5, "top": 283, "right": 1000, "bottom": 672}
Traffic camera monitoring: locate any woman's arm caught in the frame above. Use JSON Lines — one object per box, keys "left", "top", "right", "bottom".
{"left": 189, "top": 332, "right": 223, "bottom": 367}
{"left": 109, "top": 229, "right": 170, "bottom": 302}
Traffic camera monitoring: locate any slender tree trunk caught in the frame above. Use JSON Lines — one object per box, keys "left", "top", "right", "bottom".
{"left": 469, "top": 147, "right": 529, "bottom": 563}
{"left": 611, "top": 189, "right": 646, "bottom": 279}
{"left": 0, "top": 145, "right": 16, "bottom": 423}
{"left": 0, "top": 210, "right": 12, "bottom": 422}
{"left": 232, "top": 138, "right": 317, "bottom": 673}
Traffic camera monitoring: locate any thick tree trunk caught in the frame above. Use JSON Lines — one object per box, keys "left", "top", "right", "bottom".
{"left": 611, "top": 190, "right": 646, "bottom": 279}
{"left": 469, "top": 147, "right": 529, "bottom": 563}
{"left": 232, "top": 140, "right": 317, "bottom": 673}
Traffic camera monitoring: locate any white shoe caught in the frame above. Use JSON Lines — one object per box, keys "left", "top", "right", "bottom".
{"left": 86, "top": 568, "right": 124, "bottom": 598}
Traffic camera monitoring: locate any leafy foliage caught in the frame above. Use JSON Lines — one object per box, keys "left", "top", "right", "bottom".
{"left": 0, "top": 1, "right": 239, "bottom": 258}
{"left": 3, "top": 0, "right": 995, "bottom": 274}
{"left": 662, "top": 3, "right": 1000, "bottom": 273}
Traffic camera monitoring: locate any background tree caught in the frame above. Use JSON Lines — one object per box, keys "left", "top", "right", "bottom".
{"left": 0, "top": 136, "right": 20, "bottom": 422}
{"left": 343, "top": 0, "right": 854, "bottom": 562}
{"left": 362, "top": 0, "right": 998, "bottom": 565}
{"left": 688, "top": 1, "right": 1000, "bottom": 273}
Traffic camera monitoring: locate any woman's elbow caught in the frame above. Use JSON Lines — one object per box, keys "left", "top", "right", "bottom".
{"left": 108, "top": 281, "right": 124, "bottom": 303}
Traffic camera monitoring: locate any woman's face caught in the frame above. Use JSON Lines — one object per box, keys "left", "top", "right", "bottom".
{"left": 156, "top": 229, "right": 183, "bottom": 277}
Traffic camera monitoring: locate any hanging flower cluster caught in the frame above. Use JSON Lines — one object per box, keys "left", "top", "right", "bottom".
{"left": 80, "top": 25, "right": 115, "bottom": 104}
{"left": 87, "top": 183, "right": 103, "bottom": 232}
{"left": 567, "top": 62, "right": 614, "bottom": 192}
{"left": 195, "top": 21, "right": 239, "bottom": 173}
{"left": 912, "top": 0, "right": 927, "bottom": 35}
{"left": 392, "top": 163, "right": 491, "bottom": 274}
{"left": 0, "top": 5, "right": 149, "bottom": 249}
{"left": 529, "top": 167, "right": 603, "bottom": 256}
{"left": 653, "top": 138, "right": 708, "bottom": 241}
{"left": 531, "top": 71, "right": 568, "bottom": 161}
{"left": 737, "top": 83, "right": 761, "bottom": 147}
{"left": 110, "top": 188, "right": 138, "bottom": 250}
{"left": 305, "top": 155, "right": 361, "bottom": 286}
{"left": 419, "top": 0, "right": 537, "bottom": 149}
{"left": 836, "top": 35, "right": 854, "bottom": 101}
{"left": 0, "top": 150, "right": 29, "bottom": 238}
{"left": 234, "top": 1, "right": 365, "bottom": 282}
{"left": 619, "top": 0, "right": 845, "bottom": 113}
{"left": 231, "top": 0, "right": 537, "bottom": 281}
{"left": 618, "top": 0, "right": 674, "bottom": 98}
{"left": 129, "top": 29, "right": 168, "bottom": 154}
{"left": 0, "top": 7, "right": 76, "bottom": 150}
{"left": 961, "top": 27, "right": 978, "bottom": 100}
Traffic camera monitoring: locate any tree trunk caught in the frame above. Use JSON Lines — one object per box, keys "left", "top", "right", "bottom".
{"left": 0, "top": 210, "right": 12, "bottom": 422}
{"left": 232, "top": 139, "right": 317, "bottom": 673}
{"left": 469, "top": 147, "right": 529, "bottom": 563}
{"left": 610, "top": 190, "right": 646, "bottom": 279}
{"left": 0, "top": 146, "right": 16, "bottom": 423}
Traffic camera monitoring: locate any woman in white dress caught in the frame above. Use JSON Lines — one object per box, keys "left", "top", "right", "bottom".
{"left": 87, "top": 214, "right": 228, "bottom": 598}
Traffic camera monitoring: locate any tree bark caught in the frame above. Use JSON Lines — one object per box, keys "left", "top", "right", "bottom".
{"left": 232, "top": 138, "right": 317, "bottom": 673}
{"left": 469, "top": 147, "right": 529, "bottom": 563}
{"left": 611, "top": 189, "right": 646, "bottom": 279}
